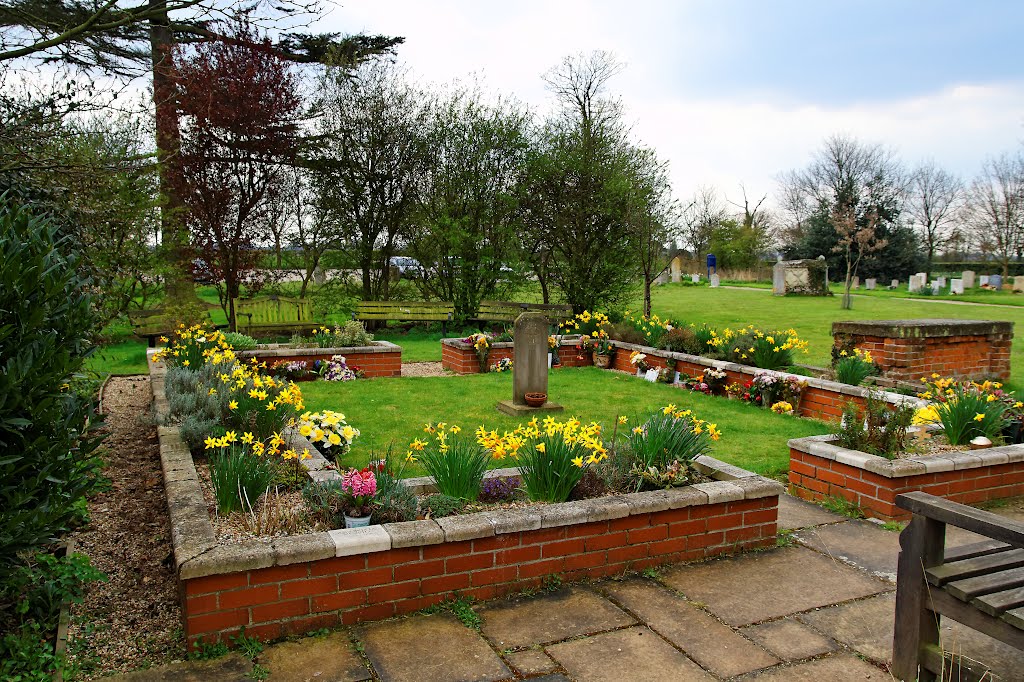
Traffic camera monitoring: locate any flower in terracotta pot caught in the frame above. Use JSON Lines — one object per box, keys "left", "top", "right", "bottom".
{"left": 341, "top": 467, "right": 377, "bottom": 518}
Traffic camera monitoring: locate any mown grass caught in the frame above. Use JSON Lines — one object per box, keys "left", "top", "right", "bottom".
{"left": 299, "top": 367, "right": 828, "bottom": 477}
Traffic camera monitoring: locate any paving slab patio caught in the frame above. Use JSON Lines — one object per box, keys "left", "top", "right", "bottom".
{"left": 742, "top": 653, "right": 885, "bottom": 680}
{"left": 257, "top": 631, "right": 370, "bottom": 682}
{"left": 660, "top": 545, "right": 891, "bottom": 626}
{"left": 546, "top": 626, "right": 714, "bottom": 682}
{"left": 794, "top": 518, "right": 901, "bottom": 582}
{"left": 357, "top": 613, "right": 510, "bottom": 682}
{"left": 478, "top": 586, "right": 635, "bottom": 649}
{"left": 776, "top": 493, "right": 845, "bottom": 530}
{"left": 504, "top": 649, "right": 558, "bottom": 677}
{"left": 739, "top": 618, "right": 838, "bottom": 662}
{"left": 108, "top": 653, "right": 252, "bottom": 681}
{"left": 603, "top": 579, "right": 779, "bottom": 677}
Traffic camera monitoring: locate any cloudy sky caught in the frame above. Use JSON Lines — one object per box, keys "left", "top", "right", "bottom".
{"left": 316, "top": 0, "right": 1024, "bottom": 210}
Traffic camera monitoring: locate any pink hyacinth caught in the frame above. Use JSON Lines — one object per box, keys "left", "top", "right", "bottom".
{"left": 342, "top": 468, "right": 377, "bottom": 498}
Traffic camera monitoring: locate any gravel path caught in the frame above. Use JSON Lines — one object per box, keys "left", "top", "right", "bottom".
{"left": 67, "top": 376, "right": 185, "bottom": 678}
{"left": 401, "top": 361, "right": 450, "bottom": 378}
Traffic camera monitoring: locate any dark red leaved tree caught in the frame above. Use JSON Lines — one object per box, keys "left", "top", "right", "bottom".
{"left": 172, "top": 17, "right": 301, "bottom": 329}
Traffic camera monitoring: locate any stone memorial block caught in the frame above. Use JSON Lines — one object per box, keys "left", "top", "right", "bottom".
{"left": 990, "top": 274, "right": 1002, "bottom": 290}
{"left": 654, "top": 271, "right": 669, "bottom": 286}
{"left": 710, "top": 273, "right": 720, "bottom": 288}
{"left": 935, "top": 276, "right": 946, "bottom": 288}
{"left": 851, "top": 276, "right": 860, "bottom": 289}
{"left": 313, "top": 267, "right": 327, "bottom": 285}
{"left": 691, "top": 274, "right": 700, "bottom": 283}
{"left": 865, "top": 278, "right": 876, "bottom": 290}
{"left": 980, "top": 275, "right": 990, "bottom": 287}
{"left": 670, "top": 256, "right": 683, "bottom": 284}
{"left": 497, "top": 313, "right": 563, "bottom": 415}
{"left": 772, "top": 259, "right": 828, "bottom": 296}
{"left": 772, "top": 262, "right": 786, "bottom": 295}
{"left": 931, "top": 280, "right": 941, "bottom": 294}
{"left": 1015, "top": 276, "right": 1024, "bottom": 293}
{"left": 950, "top": 278, "right": 964, "bottom": 294}
{"left": 891, "top": 279, "right": 900, "bottom": 288}
{"left": 962, "top": 271, "right": 976, "bottom": 288}
{"left": 908, "top": 275, "right": 923, "bottom": 293}
{"left": 916, "top": 272, "right": 928, "bottom": 285}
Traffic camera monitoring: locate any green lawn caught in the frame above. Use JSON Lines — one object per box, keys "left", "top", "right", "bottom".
{"left": 649, "top": 284, "right": 1024, "bottom": 391}
{"left": 300, "top": 367, "right": 828, "bottom": 478}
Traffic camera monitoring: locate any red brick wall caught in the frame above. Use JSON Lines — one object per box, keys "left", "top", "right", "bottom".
{"left": 441, "top": 343, "right": 591, "bottom": 374}
{"left": 835, "top": 333, "right": 1012, "bottom": 382}
{"left": 259, "top": 349, "right": 402, "bottom": 378}
{"left": 788, "top": 448, "right": 1024, "bottom": 521}
{"left": 182, "top": 497, "right": 777, "bottom": 646}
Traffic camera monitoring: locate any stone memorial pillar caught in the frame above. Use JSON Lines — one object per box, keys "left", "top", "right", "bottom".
{"left": 710, "top": 273, "right": 720, "bottom": 288}
{"left": 772, "top": 261, "right": 786, "bottom": 295}
{"left": 980, "top": 275, "right": 990, "bottom": 287}
{"left": 962, "top": 271, "right": 976, "bottom": 288}
{"left": 670, "top": 257, "right": 682, "bottom": 284}
{"left": 1014, "top": 276, "right": 1024, "bottom": 293}
{"left": 497, "top": 312, "right": 564, "bottom": 415}
{"left": 950, "top": 278, "right": 964, "bottom": 295}
{"left": 865, "top": 278, "right": 876, "bottom": 290}
{"left": 990, "top": 274, "right": 1003, "bottom": 290}
{"left": 851, "top": 275, "right": 860, "bottom": 289}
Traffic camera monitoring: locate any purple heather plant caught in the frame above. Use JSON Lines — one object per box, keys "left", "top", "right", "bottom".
{"left": 478, "top": 476, "right": 521, "bottom": 503}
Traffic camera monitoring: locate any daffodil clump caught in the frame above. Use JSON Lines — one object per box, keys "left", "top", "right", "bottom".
{"left": 560, "top": 310, "right": 610, "bottom": 337}
{"left": 203, "top": 431, "right": 310, "bottom": 513}
{"left": 833, "top": 347, "right": 877, "bottom": 387}
{"left": 153, "top": 324, "right": 236, "bottom": 369}
{"left": 296, "top": 410, "right": 359, "bottom": 463}
{"left": 915, "top": 375, "right": 1013, "bottom": 446}
{"left": 622, "top": 405, "right": 720, "bottom": 491}
{"left": 408, "top": 422, "right": 489, "bottom": 500}
{"left": 217, "top": 359, "right": 305, "bottom": 440}
{"left": 722, "top": 326, "right": 809, "bottom": 370}
{"left": 622, "top": 311, "right": 674, "bottom": 346}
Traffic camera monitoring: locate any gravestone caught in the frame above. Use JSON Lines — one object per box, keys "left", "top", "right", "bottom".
{"left": 772, "top": 262, "right": 786, "bottom": 295}
{"left": 772, "top": 259, "right": 828, "bottom": 296}
{"left": 962, "top": 271, "right": 976, "bottom": 288}
{"left": 654, "top": 271, "right": 669, "bottom": 286}
{"left": 930, "top": 280, "right": 941, "bottom": 294}
{"left": 1014, "top": 276, "right": 1024, "bottom": 293}
{"left": 935, "top": 276, "right": 946, "bottom": 288}
{"left": 891, "top": 279, "right": 900, "bottom": 288}
{"left": 865, "top": 278, "right": 876, "bottom": 290}
{"left": 497, "top": 312, "right": 564, "bottom": 415}
{"left": 670, "top": 256, "right": 683, "bottom": 284}
{"left": 980, "top": 275, "right": 990, "bottom": 287}
{"left": 990, "top": 274, "right": 1003, "bottom": 290}
{"left": 908, "top": 275, "right": 923, "bottom": 293}
{"left": 916, "top": 272, "right": 927, "bottom": 285}
{"left": 313, "top": 267, "right": 327, "bottom": 285}
{"left": 851, "top": 276, "right": 860, "bottom": 289}
{"left": 950, "top": 278, "right": 964, "bottom": 295}
{"left": 691, "top": 274, "right": 700, "bottom": 283}
{"left": 709, "top": 273, "right": 720, "bottom": 288}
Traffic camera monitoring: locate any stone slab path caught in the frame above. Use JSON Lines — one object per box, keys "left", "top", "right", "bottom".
{"left": 109, "top": 494, "right": 1024, "bottom": 681}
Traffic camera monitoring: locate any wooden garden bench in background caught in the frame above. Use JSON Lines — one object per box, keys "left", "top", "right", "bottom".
{"left": 233, "top": 296, "right": 318, "bottom": 336}
{"left": 353, "top": 300, "right": 454, "bottom": 334}
{"left": 128, "top": 308, "right": 216, "bottom": 347}
{"left": 892, "top": 491, "right": 1024, "bottom": 681}
{"left": 471, "top": 301, "right": 574, "bottom": 326}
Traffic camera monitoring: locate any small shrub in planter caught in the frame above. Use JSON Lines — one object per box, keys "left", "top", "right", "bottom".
{"left": 411, "top": 425, "right": 490, "bottom": 501}
{"left": 620, "top": 406, "right": 719, "bottom": 491}
{"left": 421, "top": 494, "right": 467, "bottom": 518}
{"left": 915, "top": 377, "right": 1011, "bottom": 446}
{"left": 222, "top": 331, "right": 259, "bottom": 351}
{"left": 479, "top": 476, "right": 521, "bottom": 503}
{"left": 292, "top": 322, "right": 374, "bottom": 348}
{"left": 302, "top": 479, "right": 346, "bottom": 527}
{"left": 835, "top": 392, "right": 916, "bottom": 459}
{"left": 833, "top": 348, "right": 877, "bottom": 387}
{"left": 606, "top": 322, "right": 647, "bottom": 346}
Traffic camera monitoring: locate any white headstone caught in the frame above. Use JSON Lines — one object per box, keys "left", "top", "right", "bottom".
{"left": 980, "top": 275, "right": 990, "bottom": 287}
{"left": 962, "top": 271, "right": 976, "bottom": 288}
{"left": 772, "top": 261, "right": 786, "bottom": 295}
{"left": 916, "top": 272, "right": 928, "bottom": 286}
{"left": 709, "top": 273, "right": 720, "bottom": 288}
{"left": 865, "top": 278, "right": 876, "bottom": 290}
{"left": 950, "top": 278, "right": 964, "bottom": 295}
{"left": 1014, "top": 276, "right": 1024, "bottom": 293}
{"left": 936, "top": 276, "right": 946, "bottom": 288}
{"left": 990, "top": 274, "right": 1003, "bottom": 290}
{"left": 691, "top": 274, "right": 700, "bottom": 283}
{"left": 891, "top": 279, "right": 900, "bottom": 288}
{"left": 654, "top": 272, "right": 669, "bottom": 286}
{"left": 908, "top": 275, "right": 923, "bottom": 293}
{"left": 931, "top": 280, "right": 941, "bottom": 294}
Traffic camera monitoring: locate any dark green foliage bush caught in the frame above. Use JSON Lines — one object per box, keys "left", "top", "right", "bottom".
{"left": 222, "top": 332, "right": 259, "bottom": 351}
{"left": 658, "top": 327, "right": 700, "bottom": 355}
{"left": 370, "top": 454, "right": 417, "bottom": 524}
{"left": 301, "top": 479, "right": 346, "bottom": 527}
{"left": 421, "top": 494, "right": 466, "bottom": 518}
{"left": 0, "top": 196, "right": 104, "bottom": 570}
{"left": 606, "top": 323, "right": 647, "bottom": 346}
{"left": 835, "top": 393, "right": 916, "bottom": 459}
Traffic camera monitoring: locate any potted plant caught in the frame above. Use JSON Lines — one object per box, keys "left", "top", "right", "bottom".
{"left": 591, "top": 338, "right": 615, "bottom": 368}
{"left": 629, "top": 351, "right": 651, "bottom": 376}
{"left": 341, "top": 467, "right": 377, "bottom": 528}
{"left": 465, "top": 333, "right": 491, "bottom": 373}
{"left": 703, "top": 367, "right": 728, "bottom": 395}
{"left": 548, "top": 335, "right": 560, "bottom": 368}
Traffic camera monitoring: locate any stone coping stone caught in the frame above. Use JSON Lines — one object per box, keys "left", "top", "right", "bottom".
{"left": 152, "top": 354, "right": 783, "bottom": 580}
{"left": 237, "top": 340, "right": 400, "bottom": 358}
{"left": 832, "top": 318, "right": 1013, "bottom": 339}
{"left": 441, "top": 336, "right": 581, "bottom": 350}
{"left": 788, "top": 433, "right": 1024, "bottom": 479}
{"left": 602, "top": 340, "right": 922, "bottom": 409}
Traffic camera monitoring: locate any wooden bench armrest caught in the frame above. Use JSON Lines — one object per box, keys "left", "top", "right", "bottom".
{"left": 897, "top": 492, "right": 1024, "bottom": 550}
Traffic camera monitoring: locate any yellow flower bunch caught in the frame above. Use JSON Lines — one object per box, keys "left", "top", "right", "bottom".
{"left": 560, "top": 310, "right": 610, "bottom": 337}
{"left": 153, "top": 324, "right": 235, "bottom": 369}
{"left": 296, "top": 410, "right": 359, "bottom": 461}
{"left": 770, "top": 401, "right": 794, "bottom": 414}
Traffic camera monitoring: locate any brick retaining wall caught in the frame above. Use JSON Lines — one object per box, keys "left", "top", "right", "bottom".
{"left": 832, "top": 319, "right": 1013, "bottom": 382}
{"left": 238, "top": 342, "right": 402, "bottom": 378}
{"left": 441, "top": 339, "right": 590, "bottom": 374}
{"left": 788, "top": 435, "right": 1024, "bottom": 521}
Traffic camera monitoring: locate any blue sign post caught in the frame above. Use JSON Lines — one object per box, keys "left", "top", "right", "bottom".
{"left": 706, "top": 254, "right": 717, "bottom": 279}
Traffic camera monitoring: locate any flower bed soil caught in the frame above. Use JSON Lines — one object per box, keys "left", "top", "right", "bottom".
{"left": 238, "top": 341, "right": 402, "bottom": 378}
{"left": 788, "top": 434, "right": 1024, "bottom": 521}
{"left": 150, "top": 356, "right": 782, "bottom": 649}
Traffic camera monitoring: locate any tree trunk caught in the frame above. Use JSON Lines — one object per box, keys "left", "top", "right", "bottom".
{"left": 149, "top": 1, "right": 196, "bottom": 305}
{"left": 643, "top": 276, "right": 653, "bottom": 317}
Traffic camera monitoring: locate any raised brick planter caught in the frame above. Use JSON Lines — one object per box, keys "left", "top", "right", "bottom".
{"left": 238, "top": 341, "right": 402, "bottom": 378}
{"left": 832, "top": 319, "right": 1013, "bottom": 382}
{"left": 149, "top": 352, "right": 781, "bottom": 648}
{"left": 604, "top": 341, "right": 921, "bottom": 422}
{"left": 441, "top": 337, "right": 591, "bottom": 374}
{"left": 788, "top": 434, "right": 1024, "bottom": 521}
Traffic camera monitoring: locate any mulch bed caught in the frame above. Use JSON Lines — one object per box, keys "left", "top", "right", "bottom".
{"left": 67, "top": 376, "right": 185, "bottom": 678}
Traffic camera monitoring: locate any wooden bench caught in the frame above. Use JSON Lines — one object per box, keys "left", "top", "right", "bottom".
{"left": 128, "top": 308, "right": 216, "bottom": 347}
{"left": 353, "top": 300, "right": 454, "bottom": 334}
{"left": 233, "top": 296, "right": 318, "bottom": 336}
{"left": 892, "top": 491, "right": 1024, "bottom": 681}
{"left": 471, "top": 301, "right": 573, "bottom": 325}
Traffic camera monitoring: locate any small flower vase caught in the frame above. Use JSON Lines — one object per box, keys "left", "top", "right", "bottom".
{"left": 593, "top": 352, "right": 612, "bottom": 369}
{"left": 636, "top": 368, "right": 643, "bottom": 377}
{"left": 548, "top": 353, "right": 553, "bottom": 369}
{"left": 344, "top": 514, "right": 372, "bottom": 529}
{"left": 478, "top": 353, "right": 489, "bottom": 373}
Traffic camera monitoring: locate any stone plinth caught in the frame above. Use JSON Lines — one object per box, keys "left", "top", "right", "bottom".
{"left": 772, "top": 259, "right": 829, "bottom": 296}
{"left": 832, "top": 319, "right": 1013, "bottom": 382}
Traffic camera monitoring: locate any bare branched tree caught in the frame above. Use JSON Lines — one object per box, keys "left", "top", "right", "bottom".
{"left": 908, "top": 160, "right": 964, "bottom": 277}
{"left": 681, "top": 185, "right": 726, "bottom": 257}
{"left": 968, "top": 152, "right": 1024, "bottom": 278}
{"left": 833, "top": 204, "right": 885, "bottom": 310}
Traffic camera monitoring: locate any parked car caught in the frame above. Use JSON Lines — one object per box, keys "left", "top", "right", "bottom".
{"left": 390, "top": 256, "right": 422, "bottom": 278}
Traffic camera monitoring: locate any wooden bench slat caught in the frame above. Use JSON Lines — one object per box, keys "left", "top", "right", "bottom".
{"left": 972, "top": 584, "right": 1024, "bottom": 617}
{"left": 946, "top": 566, "right": 1024, "bottom": 601}
{"left": 1004, "top": 606, "right": 1024, "bottom": 630}
{"left": 926, "top": 550, "right": 1024, "bottom": 587}
{"left": 897, "top": 492, "right": 1024, "bottom": 549}
{"left": 945, "top": 539, "right": 1014, "bottom": 563}
{"left": 353, "top": 301, "right": 454, "bottom": 324}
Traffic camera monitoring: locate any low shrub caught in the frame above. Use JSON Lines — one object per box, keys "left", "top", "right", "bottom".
{"left": 835, "top": 392, "right": 916, "bottom": 459}
{"left": 606, "top": 322, "right": 647, "bottom": 346}
{"left": 207, "top": 441, "right": 277, "bottom": 514}
{"left": 222, "top": 332, "right": 259, "bottom": 351}
{"left": 294, "top": 321, "right": 374, "bottom": 348}
{"left": 421, "top": 494, "right": 466, "bottom": 518}
{"left": 658, "top": 327, "right": 699, "bottom": 355}
{"left": 301, "top": 479, "right": 346, "bottom": 527}
{"left": 833, "top": 348, "right": 877, "bottom": 387}
{"left": 620, "top": 312, "right": 673, "bottom": 347}
{"left": 478, "top": 476, "right": 521, "bottom": 503}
